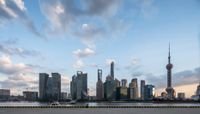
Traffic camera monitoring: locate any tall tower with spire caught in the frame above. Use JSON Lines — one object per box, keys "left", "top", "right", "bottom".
{"left": 165, "top": 44, "right": 176, "bottom": 100}
{"left": 110, "top": 61, "right": 114, "bottom": 79}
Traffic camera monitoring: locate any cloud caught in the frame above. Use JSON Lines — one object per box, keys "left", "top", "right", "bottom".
{"left": 0, "top": 44, "right": 41, "bottom": 58}
{"left": 88, "top": 86, "right": 96, "bottom": 96}
{"left": 145, "top": 67, "right": 200, "bottom": 89}
{"left": 0, "top": 55, "right": 31, "bottom": 75}
{"left": 61, "top": 75, "right": 70, "bottom": 92}
{"left": 0, "top": 39, "right": 42, "bottom": 58}
{"left": 73, "top": 59, "right": 85, "bottom": 69}
{"left": 39, "top": 0, "right": 157, "bottom": 46}
{"left": 0, "top": 0, "right": 43, "bottom": 38}
{"left": 0, "top": 72, "right": 38, "bottom": 95}
{"left": 105, "top": 59, "right": 116, "bottom": 66}
{"left": 73, "top": 48, "right": 95, "bottom": 58}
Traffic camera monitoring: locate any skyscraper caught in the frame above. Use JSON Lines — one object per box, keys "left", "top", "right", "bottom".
{"left": 70, "top": 71, "right": 88, "bottom": 100}
{"left": 165, "top": 44, "right": 176, "bottom": 99}
{"left": 140, "top": 80, "right": 145, "bottom": 100}
{"left": 70, "top": 75, "right": 77, "bottom": 100}
{"left": 144, "top": 85, "right": 155, "bottom": 100}
{"left": 96, "top": 69, "right": 104, "bottom": 100}
{"left": 46, "top": 77, "right": 53, "bottom": 100}
{"left": 104, "top": 75, "right": 115, "bottom": 100}
{"left": 39, "top": 73, "right": 49, "bottom": 100}
{"left": 52, "top": 73, "right": 61, "bottom": 101}
{"left": 39, "top": 73, "right": 61, "bottom": 101}
{"left": 128, "top": 78, "right": 139, "bottom": 100}
{"left": 110, "top": 61, "right": 114, "bottom": 79}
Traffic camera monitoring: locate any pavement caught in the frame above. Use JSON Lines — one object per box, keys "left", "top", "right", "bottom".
{"left": 0, "top": 108, "right": 200, "bottom": 114}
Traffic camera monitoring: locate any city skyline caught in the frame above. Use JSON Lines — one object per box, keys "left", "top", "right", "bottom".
{"left": 0, "top": 0, "right": 200, "bottom": 98}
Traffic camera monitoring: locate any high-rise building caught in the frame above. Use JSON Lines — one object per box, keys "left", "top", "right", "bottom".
{"left": 121, "top": 79, "right": 127, "bottom": 87}
{"left": 104, "top": 75, "right": 115, "bottom": 100}
{"left": 70, "top": 75, "right": 77, "bottom": 100}
{"left": 52, "top": 73, "right": 61, "bottom": 101}
{"left": 96, "top": 69, "right": 104, "bottom": 100}
{"left": 128, "top": 78, "right": 138, "bottom": 100}
{"left": 165, "top": 44, "right": 176, "bottom": 99}
{"left": 70, "top": 71, "right": 88, "bottom": 100}
{"left": 39, "top": 73, "right": 61, "bottom": 101}
{"left": 0, "top": 89, "right": 10, "bottom": 101}
{"left": 140, "top": 80, "right": 145, "bottom": 100}
{"left": 39, "top": 73, "right": 49, "bottom": 100}
{"left": 46, "top": 77, "right": 53, "bottom": 100}
{"left": 110, "top": 61, "right": 114, "bottom": 79}
{"left": 144, "top": 85, "right": 155, "bottom": 100}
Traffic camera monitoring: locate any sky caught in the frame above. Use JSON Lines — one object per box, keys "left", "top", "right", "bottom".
{"left": 0, "top": 0, "right": 200, "bottom": 98}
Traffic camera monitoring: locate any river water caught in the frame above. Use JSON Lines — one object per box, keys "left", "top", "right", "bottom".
{"left": 0, "top": 101, "right": 200, "bottom": 106}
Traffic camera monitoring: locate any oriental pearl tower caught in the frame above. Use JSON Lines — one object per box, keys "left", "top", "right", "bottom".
{"left": 165, "top": 44, "right": 176, "bottom": 100}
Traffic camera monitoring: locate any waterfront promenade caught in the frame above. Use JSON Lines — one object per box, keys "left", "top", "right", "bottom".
{"left": 0, "top": 107, "right": 200, "bottom": 114}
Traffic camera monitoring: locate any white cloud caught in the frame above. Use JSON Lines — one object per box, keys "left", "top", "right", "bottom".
{"left": 0, "top": 0, "right": 43, "bottom": 38}
{"left": 73, "top": 59, "right": 85, "bottom": 69}
{"left": 0, "top": 55, "right": 31, "bottom": 75}
{"left": 73, "top": 48, "right": 95, "bottom": 58}
{"left": 131, "top": 57, "right": 140, "bottom": 65}
{"left": 0, "top": 43, "right": 42, "bottom": 58}
{"left": 0, "top": 73, "right": 38, "bottom": 95}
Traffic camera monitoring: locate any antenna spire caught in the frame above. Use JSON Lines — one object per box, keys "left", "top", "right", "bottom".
{"left": 168, "top": 43, "right": 171, "bottom": 64}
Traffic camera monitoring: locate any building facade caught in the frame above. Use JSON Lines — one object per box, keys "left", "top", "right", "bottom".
{"left": 39, "top": 73, "right": 61, "bottom": 101}
{"left": 104, "top": 75, "right": 115, "bottom": 100}
{"left": 23, "top": 91, "right": 38, "bottom": 101}
{"left": 116, "top": 87, "right": 128, "bottom": 100}
{"left": 140, "top": 80, "right": 145, "bottom": 100}
{"left": 144, "top": 85, "right": 155, "bottom": 100}
{"left": 96, "top": 69, "right": 104, "bottom": 100}
{"left": 70, "top": 71, "right": 88, "bottom": 100}
{"left": 177, "top": 92, "right": 185, "bottom": 100}
{"left": 0, "top": 89, "right": 10, "bottom": 101}
{"left": 128, "top": 78, "right": 139, "bottom": 100}
{"left": 52, "top": 73, "right": 61, "bottom": 101}
{"left": 39, "top": 73, "right": 49, "bottom": 100}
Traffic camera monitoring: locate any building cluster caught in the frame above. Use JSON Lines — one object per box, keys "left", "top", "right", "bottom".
{"left": 1, "top": 45, "right": 200, "bottom": 102}
{"left": 95, "top": 62, "right": 155, "bottom": 101}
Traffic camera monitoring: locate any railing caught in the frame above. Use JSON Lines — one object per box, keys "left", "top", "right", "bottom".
{"left": 0, "top": 105, "right": 200, "bottom": 108}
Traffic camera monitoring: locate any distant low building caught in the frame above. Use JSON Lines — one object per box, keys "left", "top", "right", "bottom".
{"left": 61, "top": 92, "right": 68, "bottom": 100}
{"left": 116, "top": 87, "right": 128, "bottom": 100}
{"left": 0, "top": 89, "right": 10, "bottom": 101}
{"left": 177, "top": 92, "right": 185, "bottom": 100}
{"left": 23, "top": 91, "right": 38, "bottom": 101}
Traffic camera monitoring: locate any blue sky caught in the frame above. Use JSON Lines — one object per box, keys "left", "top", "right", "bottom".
{"left": 0, "top": 0, "right": 200, "bottom": 97}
